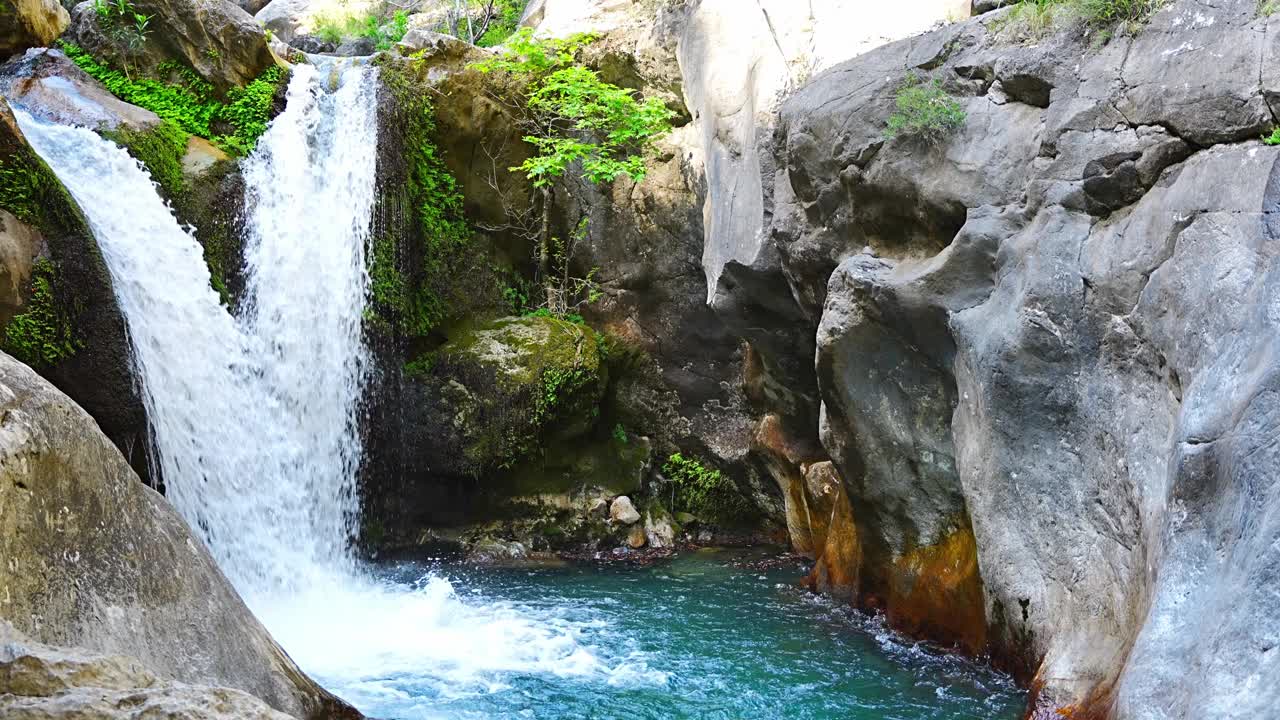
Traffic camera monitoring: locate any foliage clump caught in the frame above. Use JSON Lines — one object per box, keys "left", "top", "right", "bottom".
{"left": 89, "top": 0, "right": 153, "bottom": 55}
{"left": 662, "top": 453, "right": 753, "bottom": 524}
{"left": 1265, "top": 128, "right": 1280, "bottom": 146}
{"left": 884, "top": 73, "right": 967, "bottom": 142}
{"left": 475, "top": 29, "right": 675, "bottom": 188}
{"left": 3, "top": 260, "right": 81, "bottom": 368}
{"left": 313, "top": 8, "right": 410, "bottom": 50}
{"left": 472, "top": 28, "right": 673, "bottom": 318}
{"left": 59, "top": 41, "right": 285, "bottom": 156}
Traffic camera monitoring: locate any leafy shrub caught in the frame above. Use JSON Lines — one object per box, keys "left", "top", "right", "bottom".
{"left": 476, "top": 0, "right": 525, "bottom": 47}
{"left": 473, "top": 28, "right": 674, "bottom": 188}
{"left": 1078, "top": 0, "right": 1164, "bottom": 27}
{"left": 884, "top": 73, "right": 967, "bottom": 142}
{"left": 1264, "top": 128, "right": 1280, "bottom": 145}
{"left": 313, "top": 8, "right": 409, "bottom": 50}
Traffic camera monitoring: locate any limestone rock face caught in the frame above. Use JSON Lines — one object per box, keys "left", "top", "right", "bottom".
{"left": 0, "top": 353, "right": 357, "bottom": 719}
{"left": 66, "top": 0, "right": 274, "bottom": 94}
{"left": 720, "top": 0, "right": 1280, "bottom": 715}
{"left": 0, "top": 622, "right": 293, "bottom": 720}
{"left": 0, "top": 0, "right": 70, "bottom": 58}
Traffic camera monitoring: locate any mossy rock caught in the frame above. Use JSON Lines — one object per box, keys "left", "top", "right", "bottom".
{"left": 432, "top": 315, "right": 609, "bottom": 475}
{"left": 504, "top": 432, "right": 651, "bottom": 498}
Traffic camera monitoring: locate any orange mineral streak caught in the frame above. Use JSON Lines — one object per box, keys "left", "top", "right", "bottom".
{"left": 881, "top": 520, "right": 988, "bottom": 656}
{"left": 750, "top": 413, "right": 826, "bottom": 557}
{"left": 801, "top": 461, "right": 861, "bottom": 599}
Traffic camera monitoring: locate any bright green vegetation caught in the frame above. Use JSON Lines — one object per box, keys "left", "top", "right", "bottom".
{"left": 436, "top": 315, "right": 606, "bottom": 473}
{"left": 473, "top": 29, "right": 673, "bottom": 317}
{"left": 3, "top": 260, "right": 81, "bottom": 368}
{"left": 313, "top": 8, "right": 409, "bottom": 50}
{"left": 368, "top": 55, "right": 474, "bottom": 340}
{"left": 475, "top": 0, "right": 525, "bottom": 47}
{"left": 104, "top": 120, "right": 190, "bottom": 199}
{"left": 1265, "top": 128, "right": 1280, "bottom": 145}
{"left": 1263, "top": 0, "right": 1280, "bottom": 16}
{"left": 995, "top": 0, "right": 1165, "bottom": 39}
{"left": 662, "top": 452, "right": 753, "bottom": 525}
{"left": 475, "top": 29, "right": 675, "bottom": 188}
{"left": 59, "top": 42, "right": 286, "bottom": 156}
{"left": 884, "top": 73, "right": 966, "bottom": 142}
{"left": 90, "top": 0, "right": 153, "bottom": 54}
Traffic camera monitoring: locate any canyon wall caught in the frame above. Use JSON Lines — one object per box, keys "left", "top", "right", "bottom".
{"left": 691, "top": 0, "right": 1280, "bottom": 716}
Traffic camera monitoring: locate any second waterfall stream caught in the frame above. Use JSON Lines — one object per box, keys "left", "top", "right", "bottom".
{"left": 14, "top": 63, "right": 663, "bottom": 713}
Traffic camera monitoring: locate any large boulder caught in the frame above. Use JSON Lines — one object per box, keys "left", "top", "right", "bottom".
{"left": 66, "top": 0, "right": 274, "bottom": 94}
{"left": 0, "top": 622, "right": 292, "bottom": 720}
{"left": 0, "top": 0, "right": 70, "bottom": 58}
{"left": 0, "top": 352, "right": 357, "bottom": 719}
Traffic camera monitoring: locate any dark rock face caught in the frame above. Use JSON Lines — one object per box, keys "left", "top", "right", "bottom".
{"left": 701, "top": 0, "right": 1280, "bottom": 715}
{"left": 0, "top": 352, "right": 359, "bottom": 720}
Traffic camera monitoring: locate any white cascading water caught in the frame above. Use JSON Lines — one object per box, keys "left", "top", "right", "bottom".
{"left": 12, "top": 63, "right": 662, "bottom": 713}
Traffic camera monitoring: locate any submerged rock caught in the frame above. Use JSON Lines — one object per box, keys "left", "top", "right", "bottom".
{"left": 0, "top": 352, "right": 357, "bottom": 719}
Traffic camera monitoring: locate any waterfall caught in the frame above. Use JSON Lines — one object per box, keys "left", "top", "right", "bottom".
{"left": 15, "top": 64, "right": 377, "bottom": 598}
{"left": 11, "top": 63, "right": 656, "bottom": 715}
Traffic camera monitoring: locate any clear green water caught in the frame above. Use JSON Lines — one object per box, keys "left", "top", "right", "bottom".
{"left": 318, "top": 549, "right": 1025, "bottom": 720}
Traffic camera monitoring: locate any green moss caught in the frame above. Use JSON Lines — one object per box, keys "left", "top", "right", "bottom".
{"left": 367, "top": 55, "right": 476, "bottom": 339}
{"left": 0, "top": 143, "right": 79, "bottom": 231}
{"left": 663, "top": 452, "right": 754, "bottom": 525}
{"left": 104, "top": 119, "right": 190, "bottom": 199}
{"left": 59, "top": 41, "right": 286, "bottom": 156}
{"left": 2, "top": 260, "right": 82, "bottom": 368}
{"left": 439, "top": 315, "right": 607, "bottom": 473}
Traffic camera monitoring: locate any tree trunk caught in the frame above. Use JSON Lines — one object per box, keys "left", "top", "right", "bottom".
{"left": 539, "top": 185, "right": 555, "bottom": 310}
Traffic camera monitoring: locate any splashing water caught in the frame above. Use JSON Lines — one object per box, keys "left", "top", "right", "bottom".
{"left": 11, "top": 66, "right": 1024, "bottom": 719}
